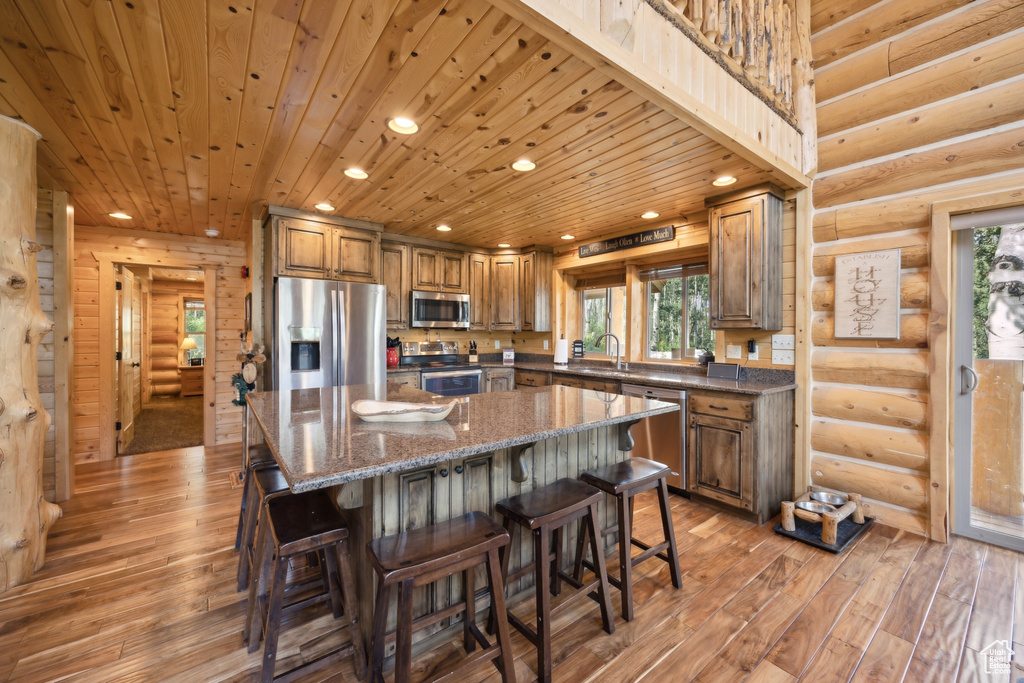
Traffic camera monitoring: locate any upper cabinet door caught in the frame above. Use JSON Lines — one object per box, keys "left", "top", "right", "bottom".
{"left": 380, "top": 241, "right": 409, "bottom": 329}
{"left": 412, "top": 248, "right": 441, "bottom": 290}
{"left": 440, "top": 252, "right": 466, "bottom": 293}
{"left": 708, "top": 189, "right": 783, "bottom": 330}
{"left": 489, "top": 255, "right": 520, "bottom": 331}
{"left": 278, "top": 218, "right": 332, "bottom": 279}
{"left": 468, "top": 253, "right": 489, "bottom": 331}
{"left": 331, "top": 226, "right": 379, "bottom": 283}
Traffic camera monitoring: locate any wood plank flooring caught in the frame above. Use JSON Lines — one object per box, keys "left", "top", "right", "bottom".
{"left": 1, "top": 444, "right": 1021, "bottom": 682}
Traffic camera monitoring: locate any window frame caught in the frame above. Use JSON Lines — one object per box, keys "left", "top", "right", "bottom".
{"left": 579, "top": 285, "right": 626, "bottom": 358}
{"left": 642, "top": 264, "right": 712, "bottom": 362}
{"left": 181, "top": 296, "right": 207, "bottom": 362}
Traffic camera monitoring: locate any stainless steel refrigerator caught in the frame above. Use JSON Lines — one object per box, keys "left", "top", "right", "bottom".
{"left": 266, "top": 277, "right": 386, "bottom": 391}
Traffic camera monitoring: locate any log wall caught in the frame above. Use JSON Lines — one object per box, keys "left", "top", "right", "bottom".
{"left": 808, "top": 0, "right": 1024, "bottom": 537}
{"left": 149, "top": 280, "right": 204, "bottom": 397}
{"left": 72, "top": 226, "right": 247, "bottom": 463}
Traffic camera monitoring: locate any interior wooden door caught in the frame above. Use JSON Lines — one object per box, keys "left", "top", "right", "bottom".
{"left": 131, "top": 271, "right": 142, "bottom": 417}
{"left": 118, "top": 269, "right": 136, "bottom": 453}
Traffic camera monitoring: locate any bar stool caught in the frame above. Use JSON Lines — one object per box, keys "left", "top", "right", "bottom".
{"left": 367, "top": 511, "right": 515, "bottom": 683}
{"left": 577, "top": 457, "right": 683, "bottom": 622}
{"left": 237, "top": 465, "right": 290, "bottom": 591}
{"left": 235, "top": 442, "right": 276, "bottom": 550}
{"left": 244, "top": 489, "right": 366, "bottom": 682}
{"left": 493, "top": 478, "right": 615, "bottom": 683}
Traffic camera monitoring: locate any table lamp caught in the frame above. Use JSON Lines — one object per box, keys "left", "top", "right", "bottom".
{"left": 180, "top": 337, "right": 198, "bottom": 364}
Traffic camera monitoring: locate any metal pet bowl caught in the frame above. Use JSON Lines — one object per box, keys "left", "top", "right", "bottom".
{"left": 795, "top": 500, "right": 835, "bottom": 514}
{"left": 809, "top": 491, "right": 847, "bottom": 507}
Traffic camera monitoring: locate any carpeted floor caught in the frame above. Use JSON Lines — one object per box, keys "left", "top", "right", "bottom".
{"left": 119, "top": 396, "right": 204, "bottom": 455}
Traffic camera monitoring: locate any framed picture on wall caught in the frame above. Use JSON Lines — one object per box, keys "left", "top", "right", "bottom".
{"left": 244, "top": 293, "right": 252, "bottom": 332}
{"left": 834, "top": 249, "right": 901, "bottom": 339}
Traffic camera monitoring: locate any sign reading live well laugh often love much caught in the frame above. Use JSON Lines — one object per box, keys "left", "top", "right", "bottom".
{"left": 578, "top": 225, "right": 675, "bottom": 258}
{"left": 833, "top": 248, "right": 902, "bottom": 339}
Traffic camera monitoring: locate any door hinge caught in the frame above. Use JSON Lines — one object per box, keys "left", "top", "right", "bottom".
{"left": 115, "top": 281, "right": 122, "bottom": 290}
{"left": 115, "top": 351, "right": 122, "bottom": 361}
{"left": 115, "top": 421, "right": 122, "bottom": 431}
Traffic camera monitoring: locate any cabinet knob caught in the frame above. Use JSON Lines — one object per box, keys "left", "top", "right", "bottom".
{"left": 454, "top": 465, "right": 463, "bottom": 474}
{"left": 440, "top": 468, "right": 449, "bottom": 478}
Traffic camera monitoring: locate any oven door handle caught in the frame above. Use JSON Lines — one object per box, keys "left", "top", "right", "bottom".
{"left": 423, "top": 369, "right": 482, "bottom": 379}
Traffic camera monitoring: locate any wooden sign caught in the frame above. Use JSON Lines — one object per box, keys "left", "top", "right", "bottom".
{"left": 834, "top": 249, "right": 901, "bottom": 339}
{"left": 578, "top": 225, "right": 674, "bottom": 258}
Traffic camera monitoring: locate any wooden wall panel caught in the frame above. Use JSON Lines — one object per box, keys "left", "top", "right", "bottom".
{"left": 72, "top": 226, "right": 247, "bottom": 463}
{"left": 808, "top": 0, "right": 1024, "bottom": 538}
{"left": 149, "top": 280, "right": 203, "bottom": 396}
{"left": 36, "top": 189, "right": 56, "bottom": 502}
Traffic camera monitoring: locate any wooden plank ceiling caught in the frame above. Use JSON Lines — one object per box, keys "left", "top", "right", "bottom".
{"left": 0, "top": 0, "right": 777, "bottom": 248}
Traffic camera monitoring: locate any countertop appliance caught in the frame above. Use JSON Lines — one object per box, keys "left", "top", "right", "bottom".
{"left": 399, "top": 340, "right": 481, "bottom": 396}
{"left": 267, "top": 276, "right": 386, "bottom": 392}
{"left": 410, "top": 290, "right": 470, "bottom": 329}
{"left": 621, "top": 383, "right": 687, "bottom": 493}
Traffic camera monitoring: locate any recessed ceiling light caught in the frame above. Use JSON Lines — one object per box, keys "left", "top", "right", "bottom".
{"left": 641, "top": 211, "right": 659, "bottom": 219}
{"left": 713, "top": 176, "right": 737, "bottom": 186}
{"left": 344, "top": 168, "right": 368, "bottom": 180}
{"left": 186, "top": 277, "right": 197, "bottom": 281}
{"left": 109, "top": 212, "right": 132, "bottom": 220}
{"left": 511, "top": 159, "right": 536, "bottom": 172}
{"left": 387, "top": 117, "right": 418, "bottom": 134}
{"left": 560, "top": 234, "right": 574, "bottom": 240}
{"left": 205, "top": 228, "right": 220, "bottom": 237}
{"left": 436, "top": 225, "right": 451, "bottom": 232}
{"left": 314, "top": 202, "right": 335, "bottom": 211}
{"left": 497, "top": 243, "right": 511, "bottom": 248}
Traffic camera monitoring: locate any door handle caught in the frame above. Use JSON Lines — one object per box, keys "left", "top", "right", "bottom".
{"left": 961, "top": 365, "right": 979, "bottom": 395}
{"left": 131, "top": 361, "right": 141, "bottom": 368}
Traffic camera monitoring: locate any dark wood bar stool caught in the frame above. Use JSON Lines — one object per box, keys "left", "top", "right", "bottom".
{"left": 577, "top": 457, "right": 683, "bottom": 622}
{"left": 244, "top": 489, "right": 366, "bottom": 682}
{"left": 236, "top": 464, "right": 290, "bottom": 591}
{"left": 366, "top": 511, "right": 515, "bottom": 683}
{"left": 493, "top": 478, "right": 615, "bottom": 683}
{"left": 235, "top": 442, "right": 276, "bottom": 550}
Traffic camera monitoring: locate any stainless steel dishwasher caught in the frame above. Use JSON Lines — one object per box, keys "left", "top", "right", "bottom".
{"left": 621, "top": 384, "right": 687, "bottom": 494}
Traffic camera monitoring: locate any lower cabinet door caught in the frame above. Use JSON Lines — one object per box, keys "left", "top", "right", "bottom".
{"left": 687, "top": 413, "right": 753, "bottom": 512}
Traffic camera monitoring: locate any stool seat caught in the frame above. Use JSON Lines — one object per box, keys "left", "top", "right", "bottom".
{"left": 369, "top": 510, "right": 507, "bottom": 578}
{"left": 577, "top": 457, "right": 682, "bottom": 622}
{"left": 237, "top": 465, "right": 290, "bottom": 592}
{"left": 368, "top": 511, "right": 515, "bottom": 683}
{"left": 497, "top": 478, "right": 602, "bottom": 530}
{"left": 266, "top": 490, "right": 349, "bottom": 553}
{"left": 580, "top": 457, "right": 671, "bottom": 494}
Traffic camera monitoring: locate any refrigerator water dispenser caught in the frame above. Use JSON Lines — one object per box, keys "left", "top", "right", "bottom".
{"left": 289, "top": 327, "right": 321, "bottom": 372}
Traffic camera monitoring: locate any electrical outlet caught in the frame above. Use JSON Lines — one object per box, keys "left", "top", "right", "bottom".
{"left": 772, "top": 349, "right": 795, "bottom": 365}
{"left": 726, "top": 344, "right": 742, "bottom": 359}
{"left": 543, "top": 339, "right": 549, "bottom": 350}
{"left": 494, "top": 340, "right": 500, "bottom": 349}
{"left": 772, "top": 334, "right": 795, "bottom": 350}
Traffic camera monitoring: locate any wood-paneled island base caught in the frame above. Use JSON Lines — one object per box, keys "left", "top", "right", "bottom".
{"left": 244, "top": 384, "right": 679, "bottom": 663}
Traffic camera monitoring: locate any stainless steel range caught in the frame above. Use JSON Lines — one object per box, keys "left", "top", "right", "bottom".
{"left": 399, "top": 340, "right": 482, "bottom": 396}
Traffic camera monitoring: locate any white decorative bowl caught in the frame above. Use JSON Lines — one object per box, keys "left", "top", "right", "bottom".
{"left": 351, "top": 399, "right": 456, "bottom": 423}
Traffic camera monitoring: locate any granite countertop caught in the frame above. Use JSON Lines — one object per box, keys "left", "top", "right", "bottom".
{"left": 245, "top": 383, "right": 678, "bottom": 492}
{"left": 487, "top": 361, "right": 796, "bottom": 395}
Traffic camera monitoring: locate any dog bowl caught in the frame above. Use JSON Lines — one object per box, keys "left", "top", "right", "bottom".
{"left": 809, "top": 491, "right": 848, "bottom": 506}
{"left": 795, "top": 500, "right": 835, "bottom": 514}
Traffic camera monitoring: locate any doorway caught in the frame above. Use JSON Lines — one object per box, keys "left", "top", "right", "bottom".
{"left": 115, "top": 266, "right": 207, "bottom": 456}
{"left": 952, "top": 207, "right": 1024, "bottom": 552}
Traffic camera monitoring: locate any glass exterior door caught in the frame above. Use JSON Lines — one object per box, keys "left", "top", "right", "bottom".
{"left": 953, "top": 220, "right": 1024, "bottom": 551}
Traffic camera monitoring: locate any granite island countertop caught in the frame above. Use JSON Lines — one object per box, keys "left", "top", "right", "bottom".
{"left": 245, "top": 383, "right": 678, "bottom": 492}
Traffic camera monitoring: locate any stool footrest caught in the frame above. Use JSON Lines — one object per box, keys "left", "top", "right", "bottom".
{"left": 272, "top": 642, "right": 360, "bottom": 683}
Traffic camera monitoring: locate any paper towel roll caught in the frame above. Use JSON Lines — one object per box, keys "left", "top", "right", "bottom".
{"left": 553, "top": 338, "right": 569, "bottom": 365}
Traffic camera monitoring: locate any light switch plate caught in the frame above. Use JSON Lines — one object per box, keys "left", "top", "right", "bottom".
{"left": 494, "top": 340, "right": 501, "bottom": 349}
{"left": 726, "top": 344, "right": 742, "bottom": 359}
{"left": 748, "top": 346, "right": 759, "bottom": 361}
{"left": 772, "top": 334, "right": 795, "bottom": 349}
{"left": 543, "top": 339, "right": 549, "bottom": 350}
{"left": 772, "top": 349, "right": 795, "bottom": 365}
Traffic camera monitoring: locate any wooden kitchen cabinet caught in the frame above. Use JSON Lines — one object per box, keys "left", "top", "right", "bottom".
{"left": 380, "top": 241, "right": 410, "bottom": 329}
{"left": 520, "top": 250, "right": 553, "bottom": 332}
{"left": 551, "top": 373, "right": 581, "bottom": 388}
{"left": 272, "top": 215, "right": 380, "bottom": 283}
{"left": 706, "top": 184, "right": 783, "bottom": 330}
{"left": 387, "top": 370, "right": 420, "bottom": 387}
{"left": 514, "top": 369, "right": 549, "bottom": 387}
{"left": 468, "top": 253, "right": 489, "bottom": 331}
{"left": 580, "top": 378, "right": 619, "bottom": 393}
{"left": 489, "top": 255, "right": 520, "bottom": 331}
{"left": 412, "top": 247, "right": 467, "bottom": 293}
{"left": 686, "top": 387, "right": 794, "bottom": 524}
{"left": 484, "top": 367, "right": 514, "bottom": 392}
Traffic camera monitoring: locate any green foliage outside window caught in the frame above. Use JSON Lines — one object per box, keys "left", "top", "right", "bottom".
{"left": 973, "top": 226, "right": 999, "bottom": 361}
{"left": 184, "top": 299, "right": 206, "bottom": 360}
{"left": 647, "top": 273, "right": 712, "bottom": 359}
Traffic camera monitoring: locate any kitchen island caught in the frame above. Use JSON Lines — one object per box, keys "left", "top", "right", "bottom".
{"left": 244, "top": 383, "right": 678, "bottom": 649}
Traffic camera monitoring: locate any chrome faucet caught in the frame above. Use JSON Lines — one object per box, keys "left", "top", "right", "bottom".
{"left": 595, "top": 333, "right": 622, "bottom": 370}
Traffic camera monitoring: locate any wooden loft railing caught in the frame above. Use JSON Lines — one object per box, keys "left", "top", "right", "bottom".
{"left": 649, "top": 0, "right": 797, "bottom": 126}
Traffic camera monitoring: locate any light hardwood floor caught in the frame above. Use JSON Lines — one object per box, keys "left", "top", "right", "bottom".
{"left": 1, "top": 444, "right": 1021, "bottom": 682}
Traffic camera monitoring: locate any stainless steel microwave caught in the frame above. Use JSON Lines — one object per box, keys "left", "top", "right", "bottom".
{"left": 410, "top": 290, "right": 470, "bottom": 328}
